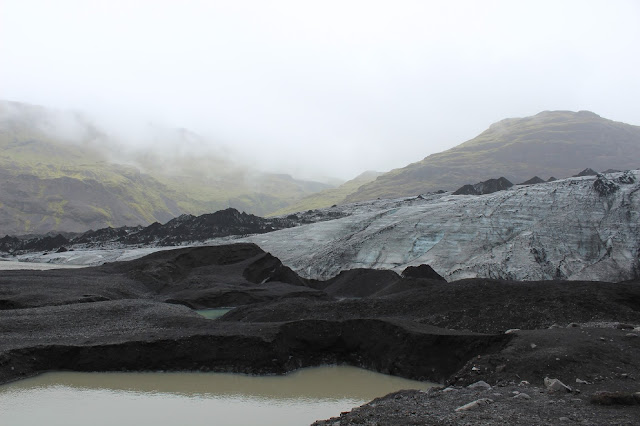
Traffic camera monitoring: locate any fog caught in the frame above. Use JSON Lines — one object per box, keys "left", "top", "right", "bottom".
{"left": 1, "top": 0, "right": 639, "bottom": 181}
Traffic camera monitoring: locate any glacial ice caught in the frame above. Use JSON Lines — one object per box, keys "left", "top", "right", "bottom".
{"left": 236, "top": 171, "right": 640, "bottom": 282}
{"left": 13, "top": 171, "right": 640, "bottom": 283}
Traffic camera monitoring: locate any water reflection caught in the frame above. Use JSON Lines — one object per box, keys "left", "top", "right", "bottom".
{"left": 0, "top": 366, "right": 435, "bottom": 426}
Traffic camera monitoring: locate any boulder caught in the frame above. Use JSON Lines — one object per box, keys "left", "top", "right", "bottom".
{"left": 544, "top": 377, "right": 572, "bottom": 393}
{"left": 455, "top": 398, "right": 493, "bottom": 412}
{"left": 512, "top": 393, "right": 531, "bottom": 400}
{"left": 593, "top": 174, "right": 619, "bottom": 196}
{"left": 467, "top": 380, "right": 491, "bottom": 390}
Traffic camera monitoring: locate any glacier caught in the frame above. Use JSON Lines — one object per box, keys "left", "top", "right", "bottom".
{"left": 240, "top": 171, "right": 640, "bottom": 282}
{"left": 10, "top": 171, "right": 640, "bottom": 283}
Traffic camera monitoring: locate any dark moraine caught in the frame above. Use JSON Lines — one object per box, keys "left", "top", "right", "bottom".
{"left": 1, "top": 243, "right": 639, "bottom": 425}
{"left": 0, "top": 244, "right": 510, "bottom": 386}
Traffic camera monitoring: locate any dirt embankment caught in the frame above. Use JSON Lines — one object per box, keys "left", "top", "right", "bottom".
{"left": 0, "top": 300, "right": 510, "bottom": 385}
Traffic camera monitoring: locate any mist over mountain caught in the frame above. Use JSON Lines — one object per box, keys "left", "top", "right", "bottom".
{"left": 346, "top": 111, "right": 640, "bottom": 202}
{"left": 0, "top": 100, "right": 334, "bottom": 235}
{"left": 268, "top": 171, "right": 383, "bottom": 216}
{"left": 3, "top": 101, "right": 640, "bottom": 236}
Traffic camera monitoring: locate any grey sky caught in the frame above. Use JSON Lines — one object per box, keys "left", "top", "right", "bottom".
{"left": 1, "top": 0, "right": 639, "bottom": 180}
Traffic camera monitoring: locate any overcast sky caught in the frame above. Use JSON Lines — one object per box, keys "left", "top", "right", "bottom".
{"left": 1, "top": 0, "right": 639, "bottom": 180}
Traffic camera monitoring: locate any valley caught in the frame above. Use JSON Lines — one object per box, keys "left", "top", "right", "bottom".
{"left": 4, "top": 103, "right": 640, "bottom": 237}
{"left": 0, "top": 100, "right": 336, "bottom": 235}
{"left": 1, "top": 105, "right": 640, "bottom": 425}
{"left": 4, "top": 2, "right": 640, "bottom": 423}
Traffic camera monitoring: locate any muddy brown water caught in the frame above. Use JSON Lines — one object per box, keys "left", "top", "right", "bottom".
{"left": 0, "top": 366, "right": 436, "bottom": 426}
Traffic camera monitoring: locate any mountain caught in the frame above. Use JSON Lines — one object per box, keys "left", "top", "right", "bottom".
{"left": 346, "top": 111, "right": 640, "bottom": 202}
{"left": 268, "top": 171, "right": 383, "bottom": 216}
{"left": 0, "top": 101, "right": 183, "bottom": 234}
{"left": 0, "top": 100, "right": 332, "bottom": 235}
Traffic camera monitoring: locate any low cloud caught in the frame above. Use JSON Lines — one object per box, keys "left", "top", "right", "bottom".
{"left": 1, "top": 0, "right": 639, "bottom": 181}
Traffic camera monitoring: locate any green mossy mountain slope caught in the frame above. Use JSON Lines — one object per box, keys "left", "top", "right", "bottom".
{"left": 346, "top": 111, "right": 640, "bottom": 202}
{"left": 0, "top": 101, "right": 331, "bottom": 235}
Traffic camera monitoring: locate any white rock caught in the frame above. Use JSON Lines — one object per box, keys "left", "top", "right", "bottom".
{"left": 513, "top": 393, "right": 531, "bottom": 400}
{"left": 530, "top": 343, "right": 537, "bottom": 349}
{"left": 455, "top": 398, "right": 494, "bottom": 412}
{"left": 544, "top": 377, "right": 572, "bottom": 393}
{"left": 467, "top": 380, "right": 491, "bottom": 390}
{"left": 505, "top": 328, "right": 520, "bottom": 334}
{"left": 575, "top": 378, "right": 589, "bottom": 384}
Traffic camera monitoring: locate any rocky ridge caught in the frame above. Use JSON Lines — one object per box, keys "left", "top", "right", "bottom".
{"left": 0, "top": 207, "right": 347, "bottom": 254}
{"left": 452, "top": 177, "right": 514, "bottom": 195}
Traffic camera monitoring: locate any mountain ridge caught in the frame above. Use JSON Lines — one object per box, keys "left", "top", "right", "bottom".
{"left": 345, "top": 110, "right": 640, "bottom": 202}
